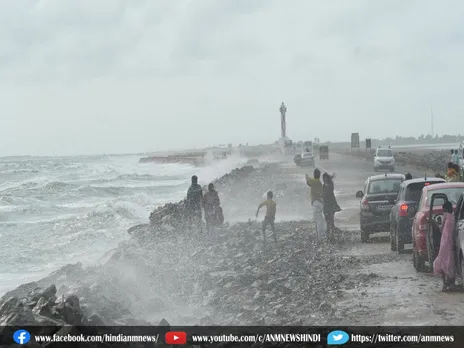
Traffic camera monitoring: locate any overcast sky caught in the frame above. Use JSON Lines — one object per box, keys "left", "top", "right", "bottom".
{"left": 0, "top": 0, "right": 463, "bottom": 156}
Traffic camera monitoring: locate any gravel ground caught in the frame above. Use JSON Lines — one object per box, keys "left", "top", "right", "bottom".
{"left": 3, "top": 150, "right": 464, "bottom": 331}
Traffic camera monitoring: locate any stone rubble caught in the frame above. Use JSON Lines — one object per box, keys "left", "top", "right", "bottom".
{"left": 0, "top": 160, "right": 390, "bottom": 347}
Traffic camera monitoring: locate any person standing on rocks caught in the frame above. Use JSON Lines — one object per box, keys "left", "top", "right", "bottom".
{"left": 306, "top": 169, "right": 325, "bottom": 241}
{"left": 203, "top": 183, "right": 222, "bottom": 236}
{"left": 322, "top": 172, "right": 341, "bottom": 241}
{"left": 186, "top": 175, "right": 203, "bottom": 232}
{"left": 256, "top": 191, "right": 277, "bottom": 244}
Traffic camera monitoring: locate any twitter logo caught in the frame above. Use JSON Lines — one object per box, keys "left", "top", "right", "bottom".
{"left": 327, "top": 330, "right": 349, "bottom": 345}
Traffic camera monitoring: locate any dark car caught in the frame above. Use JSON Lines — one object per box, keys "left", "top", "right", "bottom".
{"left": 356, "top": 173, "right": 406, "bottom": 243}
{"left": 389, "top": 177, "right": 445, "bottom": 252}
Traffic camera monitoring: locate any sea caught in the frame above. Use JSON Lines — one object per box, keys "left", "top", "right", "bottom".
{"left": 0, "top": 153, "right": 248, "bottom": 296}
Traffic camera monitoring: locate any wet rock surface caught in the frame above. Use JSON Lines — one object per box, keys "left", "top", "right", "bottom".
{"left": 3, "top": 152, "right": 462, "bottom": 346}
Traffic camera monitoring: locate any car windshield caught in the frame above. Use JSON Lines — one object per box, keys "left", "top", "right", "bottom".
{"left": 377, "top": 150, "right": 392, "bottom": 157}
{"left": 368, "top": 179, "right": 402, "bottom": 194}
{"left": 405, "top": 182, "right": 434, "bottom": 201}
{"left": 302, "top": 152, "right": 312, "bottom": 158}
{"left": 427, "top": 187, "right": 464, "bottom": 206}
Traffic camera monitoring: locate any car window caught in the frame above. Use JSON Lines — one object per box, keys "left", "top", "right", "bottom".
{"left": 368, "top": 179, "right": 403, "bottom": 194}
{"left": 376, "top": 150, "right": 393, "bottom": 157}
{"left": 427, "top": 187, "right": 464, "bottom": 206}
{"left": 418, "top": 194, "right": 424, "bottom": 209}
{"left": 302, "top": 152, "right": 312, "bottom": 158}
{"left": 405, "top": 183, "right": 429, "bottom": 202}
{"left": 458, "top": 199, "right": 464, "bottom": 220}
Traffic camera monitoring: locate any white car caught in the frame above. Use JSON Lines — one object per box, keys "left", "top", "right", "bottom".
{"left": 299, "top": 152, "right": 315, "bottom": 167}
{"left": 374, "top": 147, "right": 395, "bottom": 172}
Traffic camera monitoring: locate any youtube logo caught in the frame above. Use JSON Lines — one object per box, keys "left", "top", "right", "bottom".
{"left": 165, "top": 331, "right": 187, "bottom": 345}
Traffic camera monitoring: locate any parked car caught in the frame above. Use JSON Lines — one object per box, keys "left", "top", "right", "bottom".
{"left": 389, "top": 177, "right": 445, "bottom": 252}
{"left": 356, "top": 173, "right": 405, "bottom": 242}
{"left": 454, "top": 193, "right": 464, "bottom": 282}
{"left": 411, "top": 182, "right": 464, "bottom": 272}
{"left": 299, "top": 152, "right": 315, "bottom": 167}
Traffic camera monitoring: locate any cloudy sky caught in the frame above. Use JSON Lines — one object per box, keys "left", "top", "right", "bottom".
{"left": 0, "top": 0, "right": 463, "bottom": 156}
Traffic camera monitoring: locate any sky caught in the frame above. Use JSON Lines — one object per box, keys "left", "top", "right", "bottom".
{"left": 0, "top": 0, "right": 464, "bottom": 156}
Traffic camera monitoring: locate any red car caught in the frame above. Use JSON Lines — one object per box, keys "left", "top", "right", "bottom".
{"left": 412, "top": 182, "right": 464, "bottom": 272}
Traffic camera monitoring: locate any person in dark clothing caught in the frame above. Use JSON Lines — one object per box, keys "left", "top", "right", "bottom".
{"left": 203, "top": 183, "right": 222, "bottom": 235}
{"left": 405, "top": 173, "right": 412, "bottom": 180}
{"left": 186, "top": 175, "right": 203, "bottom": 232}
{"left": 322, "top": 172, "right": 341, "bottom": 241}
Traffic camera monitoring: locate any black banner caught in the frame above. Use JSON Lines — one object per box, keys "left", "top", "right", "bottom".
{"left": 2, "top": 326, "right": 462, "bottom": 347}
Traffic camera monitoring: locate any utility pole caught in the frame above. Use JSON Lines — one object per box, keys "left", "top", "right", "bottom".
{"left": 430, "top": 105, "right": 434, "bottom": 137}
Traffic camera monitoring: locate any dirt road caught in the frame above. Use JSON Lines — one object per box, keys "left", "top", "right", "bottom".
{"left": 217, "top": 152, "right": 464, "bottom": 325}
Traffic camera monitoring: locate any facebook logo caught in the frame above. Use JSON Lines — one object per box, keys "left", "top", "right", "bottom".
{"left": 13, "top": 329, "right": 31, "bottom": 344}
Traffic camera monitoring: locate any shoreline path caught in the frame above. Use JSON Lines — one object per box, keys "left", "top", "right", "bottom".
{"left": 217, "top": 152, "right": 464, "bottom": 325}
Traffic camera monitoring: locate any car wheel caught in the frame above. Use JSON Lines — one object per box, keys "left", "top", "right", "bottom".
{"left": 390, "top": 225, "right": 397, "bottom": 251}
{"left": 396, "top": 229, "right": 404, "bottom": 253}
{"left": 460, "top": 252, "right": 464, "bottom": 284}
{"left": 413, "top": 245, "right": 426, "bottom": 272}
{"left": 361, "top": 226, "right": 369, "bottom": 243}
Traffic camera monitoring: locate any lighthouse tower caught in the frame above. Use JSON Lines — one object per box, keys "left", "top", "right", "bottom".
{"left": 278, "top": 102, "right": 291, "bottom": 154}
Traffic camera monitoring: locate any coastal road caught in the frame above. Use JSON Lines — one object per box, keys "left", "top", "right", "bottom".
{"left": 219, "top": 150, "right": 464, "bottom": 325}
{"left": 307, "top": 152, "right": 464, "bottom": 325}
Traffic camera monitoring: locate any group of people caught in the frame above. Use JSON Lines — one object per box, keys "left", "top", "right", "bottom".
{"left": 306, "top": 168, "right": 341, "bottom": 241}
{"left": 185, "top": 175, "right": 224, "bottom": 235}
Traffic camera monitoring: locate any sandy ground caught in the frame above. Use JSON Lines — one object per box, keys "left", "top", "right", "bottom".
{"left": 215, "top": 152, "right": 464, "bottom": 325}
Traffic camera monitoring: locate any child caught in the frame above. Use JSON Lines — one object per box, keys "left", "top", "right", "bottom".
{"left": 256, "top": 191, "right": 277, "bottom": 244}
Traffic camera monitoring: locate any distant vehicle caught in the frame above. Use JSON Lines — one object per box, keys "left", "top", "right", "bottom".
{"left": 453, "top": 193, "right": 464, "bottom": 282}
{"left": 411, "top": 182, "right": 464, "bottom": 272}
{"left": 355, "top": 173, "right": 405, "bottom": 242}
{"left": 374, "top": 146, "right": 395, "bottom": 172}
{"left": 389, "top": 177, "right": 445, "bottom": 252}
{"left": 319, "top": 145, "right": 329, "bottom": 160}
{"left": 299, "top": 152, "right": 315, "bottom": 167}
{"left": 245, "top": 159, "right": 259, "bottom": 167}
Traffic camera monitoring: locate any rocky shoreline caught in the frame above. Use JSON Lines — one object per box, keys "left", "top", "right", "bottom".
{"left": 1, "top": 156, "right": 394, "bottom": 347}
{"left": 0, "top": 162, "right": 268, "bottom": 346}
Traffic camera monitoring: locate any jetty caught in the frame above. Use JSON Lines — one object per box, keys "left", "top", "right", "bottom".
{"left": 139, "top": 152, "right": 206, "bottom": 166}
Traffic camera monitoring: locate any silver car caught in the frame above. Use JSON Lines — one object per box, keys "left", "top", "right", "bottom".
{"left": 299, "top": 152, "right": 315, "bottom": 167}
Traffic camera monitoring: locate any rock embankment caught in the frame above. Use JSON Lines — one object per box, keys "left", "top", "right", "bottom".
{"left": 342, "top": 149, "right": 449, "bottom": 174}
{"left": 0, "top": 162, "right": 265, "bottom": 346}
{"left": 0, "top": 279, "right": 169, "bottom": 347}
{"left": 128, "top": 165, "right": 259, "bottom": 241}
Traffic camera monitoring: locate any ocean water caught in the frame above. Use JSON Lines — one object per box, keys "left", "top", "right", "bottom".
{"left": 0, "top": 153, "right": 248, "bottom": 296}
